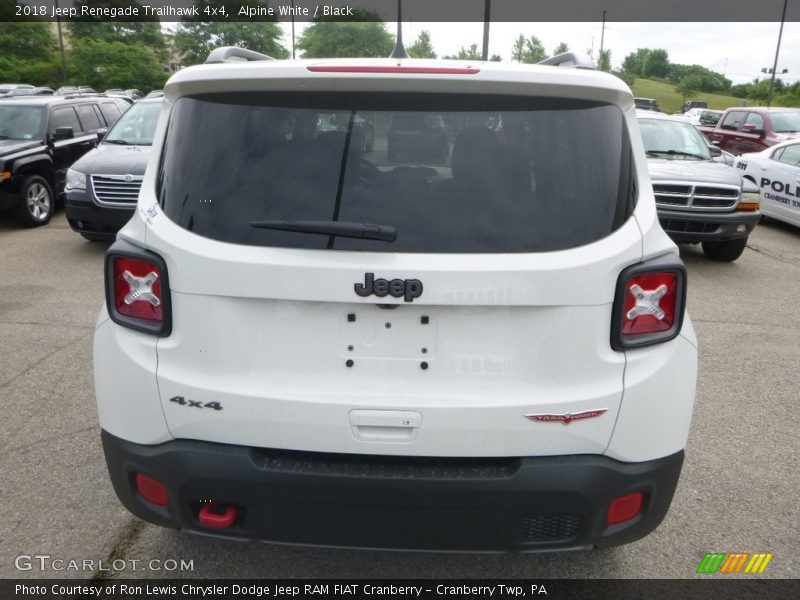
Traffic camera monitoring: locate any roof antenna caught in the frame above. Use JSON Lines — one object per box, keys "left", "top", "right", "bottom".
{"left": 389, "top": 0, "right": 408, "bottom": 59}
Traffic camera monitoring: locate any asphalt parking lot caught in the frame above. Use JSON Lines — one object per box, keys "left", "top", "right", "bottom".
{"left": 1, "top": 208, "right": 798, "bottom": 580}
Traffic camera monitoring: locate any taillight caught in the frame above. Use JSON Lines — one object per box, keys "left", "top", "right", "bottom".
{"left": 611, "top": 256, "right": 687, "bottom": 350}
{"left": 105, "top": 242, "right": 171, "bottom": 336}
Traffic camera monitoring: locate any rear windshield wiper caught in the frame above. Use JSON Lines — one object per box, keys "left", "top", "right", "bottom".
{"left": 250, "top": 220, "right": 397, "bottom": 242}
{"left": 646, "top": 149, "right": 706, "bottom": 160}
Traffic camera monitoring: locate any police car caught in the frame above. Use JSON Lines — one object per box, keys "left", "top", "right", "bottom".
{"left": 95, "top": 47, "right": 698, "bottom": 551}
{"left": 735, "top": 139, "right": 800, "bottom": 228}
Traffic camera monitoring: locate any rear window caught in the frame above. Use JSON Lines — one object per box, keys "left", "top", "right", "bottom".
{"left": 99, "top": 101, "right": 122, "bottom": 124}
{"left": 158, "top": 93, "right": 634, "bottom": 253}
{"left": 76, "top": 104, "right": 102, "bottom": 131}
{"left": 769, "top": 111, "right": 800, "bottom": 134}
{"left": 105, "top": 101, "right": 160, "bottom": 145}
{"left": 50, "top": 106, "right": 82, "bottom": 135}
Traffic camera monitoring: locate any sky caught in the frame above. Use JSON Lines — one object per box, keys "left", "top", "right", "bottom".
{"left": 278, "top": 21, "right": 800, "bottom": 86}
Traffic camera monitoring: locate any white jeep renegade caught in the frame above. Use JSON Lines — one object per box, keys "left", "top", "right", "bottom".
{"left": 95, "top": 48, "right": 698, "bottom": 551}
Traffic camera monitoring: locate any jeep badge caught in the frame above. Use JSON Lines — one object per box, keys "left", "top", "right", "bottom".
{"left": 355, "top": 273, "right": 423, "bottom": 302}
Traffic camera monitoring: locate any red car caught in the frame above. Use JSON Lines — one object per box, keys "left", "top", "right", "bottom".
{"left": 699, "top": 107, "right": 800, "bottom": 155}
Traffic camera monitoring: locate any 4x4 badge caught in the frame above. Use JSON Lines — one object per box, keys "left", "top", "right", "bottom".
{"left": 355, "top": 273, "right": 423, "bottom": 302}
{"left": 525, "top": 408, "right": 608, "bottom": 425}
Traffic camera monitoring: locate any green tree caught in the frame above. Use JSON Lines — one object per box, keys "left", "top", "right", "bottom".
{"left": 175, "top": 22, "right": 289, "bottom": 65}
{"left": 67, "top": 38, "right": 167, "bottom": 90}
{"left": 747, "top": 78, "right": 785, "bottom": 104}
{"left": 68, "top": 22, "right": 167, "bottom": 51}
{"left": 675, "top": 74, "right": 703, "bottom": 102}
{"left": 68, "top": 1, "right": 167, "bottom": 57}
{"left": 598, "top": 49, "right": 612, "bottom": 72}
{"left": 444, "top": 44, "right": 482, "bottom": 60}
{"left": 642, "top": 48, "right": 670, "bottom": 78}
{"left": 0, "top": 22, "right": 60, "bottom": 84}
{"left": 730, "top": 83, "right": 751, "bottom": 98}
{"left": 297, "top": 10, "right": 393, "bottom": 58}
{"left": 613, "top": 69, "right": 635, "bottom": 87}
{"left": 772, "top": 83, "right": 800, "bottom": 107}
{"left": 174, "top": 1, "right": 289, "bottom": 65}
{"left": 668, "top": 64, "right": 731, "bottom": 93}
{"left": 511, "top": 35, "right": 525, "bottom": 62}
{"left": 552, "top": 42, "right": 569, "bottom": 56}
{"left": 0, "top": 22, "right": 57, "bottom": 62}
{"left": 511, "top": 34, "right": 546, "bottom": 64}
{"left": 407, "top": 30, "right": 436, "bottom": 59}
{"left": 621, "top": 48, "right": 651, "bottom": 77}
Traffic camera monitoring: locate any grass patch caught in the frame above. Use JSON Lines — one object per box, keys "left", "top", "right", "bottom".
{"left": 631, "top": 78, "right": 745, "bottom": 114}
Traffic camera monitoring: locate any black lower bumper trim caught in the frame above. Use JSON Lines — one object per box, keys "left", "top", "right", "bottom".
{"left": 101, "top": 431, "right": 684, "bottom": 552}
{"left": 658, "top": 209, "right": 760, "bottom": 243}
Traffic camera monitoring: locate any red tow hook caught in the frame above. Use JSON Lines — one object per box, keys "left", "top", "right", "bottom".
{"left": 198, "top": 503, "right": 237, "bottom": 529}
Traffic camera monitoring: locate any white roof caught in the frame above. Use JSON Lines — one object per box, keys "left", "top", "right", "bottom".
{"left": 166, "top": 57, "right": 634, "bottom": 109}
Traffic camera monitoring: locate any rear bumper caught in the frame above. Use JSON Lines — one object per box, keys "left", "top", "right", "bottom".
{"left": 658, "top": 208, "right": 760, "bottom": 243}
{"left": 102, "top": 430, "right": 684, "bottom": 552}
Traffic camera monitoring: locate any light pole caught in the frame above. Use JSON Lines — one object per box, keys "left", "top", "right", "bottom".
{"left": 767, "top": 0, "right": 789, "bottom": 107}
{"left": 54, "top": 0, "right": 68, "bottom": 83}
{"left": 290, "top": 0, "right": 295, "bottom": 59}
{"left": 482, "top": 0, "right": 491, "bottom": 61}
{"left": 762, "top": 67, "right": 789, "bottom": 105}
{"left": 598, "top": 9, "right": 606, "bottom": 68}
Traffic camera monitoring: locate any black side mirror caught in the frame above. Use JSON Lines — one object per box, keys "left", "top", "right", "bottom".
{"left": 52, "top": 126, "right": 74, "bottom": 141}
{"left": 708, "top": 145, "right": 722, "bottom": 157}
{"left": 96, "top": 128, "right": 108, "bottom": 141}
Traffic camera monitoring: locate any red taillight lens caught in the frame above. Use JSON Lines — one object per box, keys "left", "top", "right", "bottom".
{"left": 612, "top": 258, "right": 687, "bottom": 351}
{"left": 113, "top": 257, "right": 163, "bottom": 322}
{"left": 621, "top": 272, "right": 678, "bottom": 336}
{"left": 105, "top": 245, "right": 171, "bottom": 336}
{"left": 607, "top": 492, "right": 644, "bottom": 525}
{"left": 135, "top": 473, "right": 168, "bottom": 507}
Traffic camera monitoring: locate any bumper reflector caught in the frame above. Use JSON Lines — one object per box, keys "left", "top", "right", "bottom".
{"left": 607, "top": 492, "right": 644, "bottom": 525}
{"left": 135, "top": 473, "right": 168, "bottom": 507}
{"left": 198, "top": 503, "right": 237, "bottom": 529}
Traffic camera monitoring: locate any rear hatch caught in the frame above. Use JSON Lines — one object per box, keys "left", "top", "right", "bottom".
{"left": 144, "top": 63, "right": 643, "bottom": 457}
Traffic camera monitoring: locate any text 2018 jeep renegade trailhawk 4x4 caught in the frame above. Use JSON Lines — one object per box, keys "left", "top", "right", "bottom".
{"left": 95, "top": 48, "right": 698, "bottom": 551}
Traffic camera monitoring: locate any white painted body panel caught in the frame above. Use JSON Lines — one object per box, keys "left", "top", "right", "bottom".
{"left": 606, "top": 318, "right": 698, "bottom": 462}
{"left": 94, "top": 307, "right": 169, "bottom": 444}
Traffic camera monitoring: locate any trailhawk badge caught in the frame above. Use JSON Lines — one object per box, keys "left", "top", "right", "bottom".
{"left": 525, "top": 408, "right": 608, "bottom": 425}
{"left": 355, "top": 273, "right": 423, "bottom": 302}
